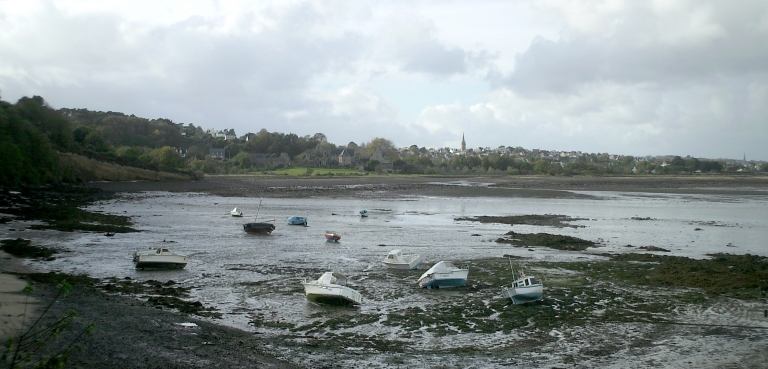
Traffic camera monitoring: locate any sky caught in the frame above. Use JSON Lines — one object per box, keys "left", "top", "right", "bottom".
{"left": 1, "top": 0, "right": 767, "bottom": 160}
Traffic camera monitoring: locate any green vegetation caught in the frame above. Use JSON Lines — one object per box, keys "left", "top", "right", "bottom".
{"left": 270, "top": 167, "right": 368, "bottom": 176}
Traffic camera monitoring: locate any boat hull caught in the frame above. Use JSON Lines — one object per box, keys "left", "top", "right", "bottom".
{"left": 324, "top": 233, "right": 341, "bottom": 242}
{"left": 243, "top": 222, "right": 275, "bottom": 234}
{"left": 502, "top": 285, "right": 543, "bottom": 304}
{"left": 418, "top": 270, "right": 469, "bottom": 288}
{"left": 383, "top": 261, "right": 422, "bottom": 270}
{"left": 419, "top": 277, "right": 467, "bottom": 289}
{"left": 135, "top": 260, "right": 188, "bottom": 269}
{"left": 302, "top": 282, "right": 361, "bottom": 306}
{"left": 134, "top": 255, "right": 189, "bottom": 270}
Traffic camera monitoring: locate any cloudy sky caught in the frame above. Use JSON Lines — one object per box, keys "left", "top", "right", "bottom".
{"left": 2, "top": 0, "right": 767, "bottom": 160}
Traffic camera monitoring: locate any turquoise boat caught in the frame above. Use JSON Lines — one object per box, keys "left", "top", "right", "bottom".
{"left": 287, "top": 216, "right": 308, "bottom": 225}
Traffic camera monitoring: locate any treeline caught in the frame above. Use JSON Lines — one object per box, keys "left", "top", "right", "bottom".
{"left": 1, "top": 95, "right": 329, "bottom": 186}
{"left": 0, "top": 96, "right": 70, "bottom": 186}
{"left": 392, "top": 152, "right": 746, "bottom": 176}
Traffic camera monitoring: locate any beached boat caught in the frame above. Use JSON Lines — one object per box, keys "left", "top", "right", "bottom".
{"left": 324, "top": 231, "right": 341, "bottom": 242}
{"left": 243, "top": 222, "right": 276, "bottom": 234}
{"left": 301, "top": 271, "right": 362, "bottom": 306}
{"left": 359, "top": 210, "right": 369, "bottom": 217}
{"left": 287, "top": 216, "right": 308, "bottom": 226}
{"left": 133, "top": 247, "right": 190, "bottom": 270}
{"left": 231, "top": 207, "right": 244, "bottom": 217}
{"left": 382, "top": 249, "right": 422, "bottom": 270}
{"left": 242, "top": 199, "right": 275, "bottom": 234}
{"left": 501, "top": 260, "right": 543, "bottom": 304}
{"left": 417, "top": 261, "right": 469, "bottom": 289}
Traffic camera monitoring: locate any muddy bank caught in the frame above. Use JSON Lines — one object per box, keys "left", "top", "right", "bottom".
{"left": 0, "top": 186, "right": 137, "bottom": 233}
{"left": 25, "top": 281, "right": 299, "bottom": 369}
{"left": 85, "top": 174, "right": 768, "bottom": 199}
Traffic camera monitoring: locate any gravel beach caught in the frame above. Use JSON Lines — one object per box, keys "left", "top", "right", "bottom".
{"left": 2, "top": 174, "right": 767, "bottom": 368}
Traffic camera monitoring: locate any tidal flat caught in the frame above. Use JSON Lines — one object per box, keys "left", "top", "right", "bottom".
{"left": 2, "top": 176, "right": 768, "bottom": 368}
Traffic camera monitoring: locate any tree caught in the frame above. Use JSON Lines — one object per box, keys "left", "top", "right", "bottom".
{"left": 232, "top": 151, "right": 252, "bottom": 169}
{"left": 363, "top": 137, "right": 397, "bottom": 158}
{"left": 534, "top": 159, "right": 549, "bottom": 173}
{"left": 364, "top": 160, "right": 380, "bottom": 172}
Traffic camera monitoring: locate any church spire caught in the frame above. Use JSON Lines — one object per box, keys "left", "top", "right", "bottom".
{"left": 461, "top": 133, "right": 466, "bottom": 151}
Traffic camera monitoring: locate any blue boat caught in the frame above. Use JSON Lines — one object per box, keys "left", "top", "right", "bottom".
{"left": 417, "top": 261, "right": 468, "bottom": 289}
{"left": 359, "top": 210, "right": 369, "bottom": 217}
{"left": 287, "top": 216, "right": 308, "bottom": 226}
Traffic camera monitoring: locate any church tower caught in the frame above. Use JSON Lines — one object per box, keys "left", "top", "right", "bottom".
{"left": 461, "top": 133, "right": 466, "bottom": 152}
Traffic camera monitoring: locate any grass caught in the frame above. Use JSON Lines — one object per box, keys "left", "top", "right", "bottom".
{"left": 269, "top": 167, "right": 369, "bottom": 176}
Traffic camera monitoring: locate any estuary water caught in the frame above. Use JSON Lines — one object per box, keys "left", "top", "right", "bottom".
{"left": 5, "top": 188, "right": 768, "bottom": 367}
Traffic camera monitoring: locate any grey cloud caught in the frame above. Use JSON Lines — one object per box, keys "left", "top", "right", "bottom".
{"left": 402, "top": 41, "right": 467, "bottom": 75}
{"left": 498, "top": 2, "right": 768, "bottom": 96}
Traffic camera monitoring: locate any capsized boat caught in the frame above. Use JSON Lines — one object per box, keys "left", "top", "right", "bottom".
{"left": 359, "top": 210, "right": 369, "bottom": 217}
{"left": 501, "top": 260, "right": 543, "bottom": 304}
{"left": 301, "top": 271, "right": 362, "bottom": 306}
{"left": 417, "top": 261, "right": 468, "bottom": 289}
{"left": 324, "top": 231, "right": 341, "bottom": 242}
{"left": 133, "top": 247, "right": 189, "bottom": 270}
{"left": 287, "top": 216, "right": 308, "bottom": 226}
{"left": 382, "top": 249, "right": 422, "bottom": 270}
{"left": 231, "top": 207, "right": 244, "bottom": 217}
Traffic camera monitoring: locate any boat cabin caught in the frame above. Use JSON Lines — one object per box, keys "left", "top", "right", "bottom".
{"left": 385, "top": 249, "right": 404, "bottom": 261}
{"left": 513, "top": 277, "right": 541, "bottom": 288}
{"left": 316, "top": 272, "right": 348, "bottom": 285}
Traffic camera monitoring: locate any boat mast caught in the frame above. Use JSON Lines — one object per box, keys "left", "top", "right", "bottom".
{"left": 255, "top": 199, "right": 262, "bottom": 221}
{"left": 507, "top": 256, "right": 517, "bottom": 280}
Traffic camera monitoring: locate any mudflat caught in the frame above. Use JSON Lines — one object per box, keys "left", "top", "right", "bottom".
{"left": 89, "top": 174, "right": 768, "bottom": 198}
{"left": 3, "top": 174, "right": 767, "bottom": 368}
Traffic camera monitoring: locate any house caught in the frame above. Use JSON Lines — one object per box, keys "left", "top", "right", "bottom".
{"left": 174, "top": 147, "right": 187, "bottom": 158}
{"left": 210, "top": 148, "right": 225, "bottom": 159}
{"left": 338, "top": 149, "right": 355, "bottom": 166}
{"left": 369, "top": 147, "right": 393, "bottom": 171}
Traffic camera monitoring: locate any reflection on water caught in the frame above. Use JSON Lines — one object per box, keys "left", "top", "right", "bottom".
{"left": 5, "top": 190, "right": 767, "bottom": 367}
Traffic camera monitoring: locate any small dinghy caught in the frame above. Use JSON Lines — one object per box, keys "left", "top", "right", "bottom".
{"left": 324, "top": 231, "right": 341, "bottom": 242}
{"left": 287, "top": 216, "right": 308, "bottom": 225}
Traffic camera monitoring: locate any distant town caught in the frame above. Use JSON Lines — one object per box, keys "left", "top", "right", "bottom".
{"left": 200, "top": 126, "right": 764, "bottom": 175}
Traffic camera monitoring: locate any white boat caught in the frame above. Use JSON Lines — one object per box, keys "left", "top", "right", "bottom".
{"left": 231, "top": 207, "right": 244, "bottom": 217}
{"left": 382, "top": 249, "right": 422, "bottom": 270}
{"left": 417, "top": 261, "right": 468, "bottom": 289}
{"left": 301, "top": 272, "right": 362, "bottom": 306}
{"left": 133, "top": 247, "right": 190, "bottom": 270}
{"left": 501, "top": 260, "right": 543, "bottom": 304}
{"left": 359, "top": 210, "right": 369, "bottom": 217}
